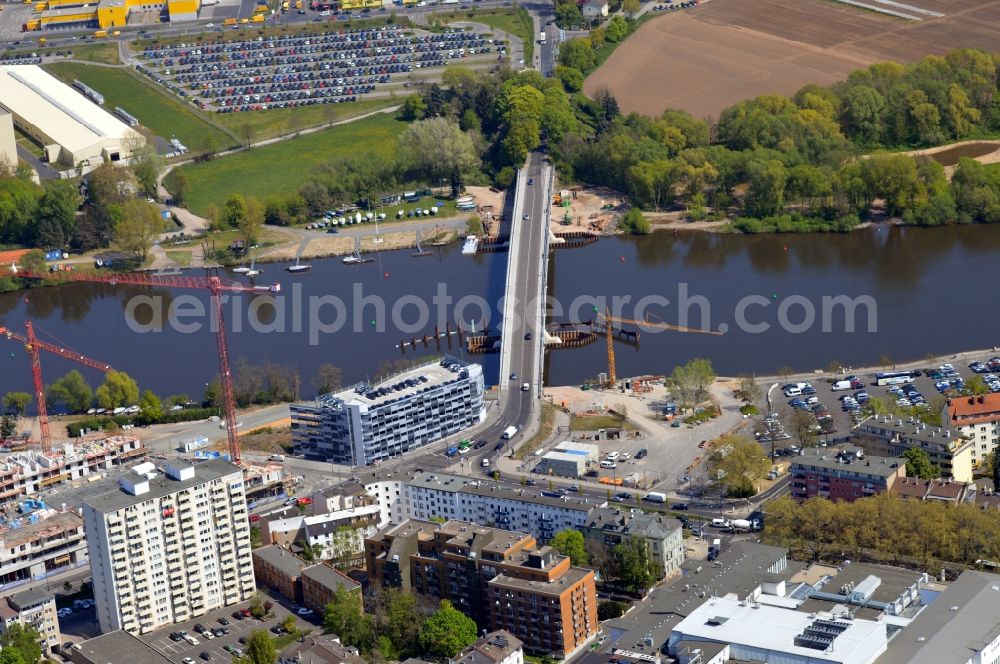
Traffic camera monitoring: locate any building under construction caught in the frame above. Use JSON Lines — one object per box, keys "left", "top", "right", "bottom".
{"left": 0, "top": 502, "right": 86, "bottom": 588}
{"left": 0, "top": 435, "right": 145, "bottom": 504}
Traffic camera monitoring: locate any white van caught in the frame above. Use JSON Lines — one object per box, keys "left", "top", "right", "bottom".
{"left": 605, "top": 451, "right": 620, "bottom": 461}
{"left": 643, "top": 491, "right": 667, "bottom": 503}
{"left": 269, "top": 454, "right": 285, "bottom": 462}
{"left": 481, "top": 458, "right": 490, "bottom": 467}
{"left": 782, "top": 385, "right": 802, "bottom": 397}
{"left": 600, "top": 460, "right": 617, "bottom": 469}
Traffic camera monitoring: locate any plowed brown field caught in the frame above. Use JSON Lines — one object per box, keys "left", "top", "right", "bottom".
{"left": 583, "top": 0, "right": 1000, "bottom": 119}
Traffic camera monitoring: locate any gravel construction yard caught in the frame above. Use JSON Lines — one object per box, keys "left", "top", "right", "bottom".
{"left": 584, "top": 0, "right": 1000, "bottom": 118}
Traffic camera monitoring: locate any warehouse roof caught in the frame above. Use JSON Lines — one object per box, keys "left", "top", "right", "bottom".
{"left": 0, "top": 65, "right": 140, "bottom": 155}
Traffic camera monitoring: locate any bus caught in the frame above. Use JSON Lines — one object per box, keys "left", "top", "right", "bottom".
{"left": 875, "top": 371, "right": 916, "bottom": 386}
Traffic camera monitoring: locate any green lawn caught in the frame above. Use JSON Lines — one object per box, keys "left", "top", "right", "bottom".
{"left": 44, "top": 62, "right": 234, "bottom": 154}
{"left": 214, "top": 98, "right": 397, "bottom": 142}
{"left": 165, "top": 251, "right": 192, "bottom": 266}
{"left": 172, "top": 113, "right": 406, "bottom": 214}
{"left": 69, "top": 42, "right": 121, "bottom": 64}
{"left": 569, "top": 414, "right": 636, "bottom": 431}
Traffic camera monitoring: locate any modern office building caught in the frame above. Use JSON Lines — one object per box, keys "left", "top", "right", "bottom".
{"left": 365, "top": 519, "right": 598, "bottom": 657}
{"left": 404, "top": 472, "right": 606, "bottom": 543}
{"left": 583, "top": 507, "right": 684, "bottom": 580}
{"left": 292, "top": 357, "right": 485, "bottom": 466}
{"left": 854, "top": 416, "right": 973, "bottom": 481}
{"left": 82, "top": 459, "right": 255, "bottom": 635}
{"left": 789, "top": 449, "right": 905, "bottom": 502}
{"left": 0, "top": 589, "right": 61, "bottom": 655}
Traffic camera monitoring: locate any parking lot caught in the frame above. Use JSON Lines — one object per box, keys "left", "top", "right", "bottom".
{"left": 765, "top": 352, "right": 1000, "bottom": 454}
{"left": 136, "top": 26, "right": 500, "bottom": 112}
{"left": 139, "top": 593, "right": 318, "bottom": 663}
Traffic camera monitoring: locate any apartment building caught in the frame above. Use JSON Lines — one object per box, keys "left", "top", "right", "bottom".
{"left": 891, "top": 476, "right": 975, "bottom": 504}
{"left": 300, "top": 563, "right": 361, "bottom": 615}
{"left": 0, "top": 589, "right": 61, "bottom": 655}
{"left": 854, "top": 416, "right": 973, "bottom": 481}
{"left": 253, "top": 545, "right": 306, "bottom": 603}
{"left": 0, "top": 507, "right": 87, "bottom": 587}
{"left": 583, "top": 507, "right": 684, "bottom": 579}
{"left": 82, "top": 458, "right": 255, "bottom": 635}
{"left": 453, "top": 631, "right": 523, "bottom": 664}
{"left": 404, "top": 472, "right": 606, "bottom": 543}
{"left": 291, "top": 357, "right": 485, "bottom": 466}
{"left": 943, "top": 394, "right": 1000, "bottom": 467}
{"left": 789, "top": 450, "right": 905, "bottom": 502}
{"left": 365, "top": 520, "right": 598, "bottom": 657}
{"left": 0, "top": 436, "right": 145, "bottom": 504}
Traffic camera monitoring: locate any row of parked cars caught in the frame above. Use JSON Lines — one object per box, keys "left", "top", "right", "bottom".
{"left": 651, "top": 0, "right": 699, "bottom": 10}
{"left": 138, "top": 28, "right": 494, "bottom": 112}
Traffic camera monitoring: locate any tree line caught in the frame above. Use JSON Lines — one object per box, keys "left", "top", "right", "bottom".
{"left": 765, "top": 492, "right": 1000, "bottom": 571}
{"left": 0, "top": 143, "right": 170, "bottom": 260}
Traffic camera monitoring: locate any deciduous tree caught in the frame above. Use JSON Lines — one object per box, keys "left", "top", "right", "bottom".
{"left": 550, "top": 529, "right": 588, "bottom": 565}
{"left": 707, "top": 434, "right": 770, "bottom": 497}
{"left": 95, "top": 371, "right": 140, "bottom": 410}
{"left": 114, "top": 199, "right": 162, "bottom": 262}
{"left": 418, "top": 600, "right": 477, "bottom": 658}
{"left": 47, "top": 370, "right": 93, "bottom": 413}
{"left": 2, "top": 392, "right": 31, "bottom": 416}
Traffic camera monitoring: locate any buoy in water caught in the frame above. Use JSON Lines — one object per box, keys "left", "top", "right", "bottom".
{"left": 620, "top": 255, "right": 626, "bottom": 263}
{"left": 383, "top": 271, "right": 390, "bottom": 279}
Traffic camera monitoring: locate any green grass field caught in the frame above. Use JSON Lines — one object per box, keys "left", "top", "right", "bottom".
{"left": 214, "top": 98, "right": 397, "bottom": 142}
{"left": 69, "top": 42, "right": 121, "bottom": 64}
{"left": 172, "top": 112, "right": 406, "bottom": 214}
{"left": 44, "top": 62, "right": 234, "bottom": 154}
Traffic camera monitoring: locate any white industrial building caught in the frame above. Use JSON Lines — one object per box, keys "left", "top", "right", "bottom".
{"left": 0, "top": 65, "right": 144, "bottom": 168}
{"left": 82, "top": 458, "right": 256, "bottom": 635}
{"left": 292, "top": 356, "right": 485, "bottom": 466}
{"left": 403, "top": 472, "right": 606, "bottom": 542}
{"left": 668, "top": 597, "right": 888, "bottom": 664}
{"left": 536, "top": 441, "right": 599, "bottom": 477}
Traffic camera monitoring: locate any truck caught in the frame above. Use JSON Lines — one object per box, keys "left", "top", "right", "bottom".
{"left": 539, "top": 30, "right": 546, "bottom": 44}
{"left": 93, "top": 30, "right": 108, "bottom": 38}
{"left": 251, "top": 13, "right": 264, "bottom": 22}
{"left": 730, "top": 519, "right": 752, "bottom": 532}
{"left": 223, "top": 17, "right": 237, "bottom": 24}
{"left": 643, "top": 491, "right": 667, "bottom": 503}
{"left": 831, "top": 379, "right": 853, "bottom": 391}
{"left": 501, "top": 425, "right": 517, "bottom": 440}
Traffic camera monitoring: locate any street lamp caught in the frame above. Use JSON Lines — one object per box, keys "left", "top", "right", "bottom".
{"left": 766, "top": 382, "right": 779, "bottom": 466}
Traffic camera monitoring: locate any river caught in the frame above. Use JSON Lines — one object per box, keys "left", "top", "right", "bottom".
{"left": 2, "top": 224, "right": 1000, "bottom": 401}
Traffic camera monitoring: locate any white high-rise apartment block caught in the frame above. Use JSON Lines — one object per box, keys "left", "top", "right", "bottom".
{"left": 82, "top": 458, "right": 256, "bottom": 634}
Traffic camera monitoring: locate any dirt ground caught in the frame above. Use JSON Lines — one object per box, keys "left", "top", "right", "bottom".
{"left": 585, "top": 0, "right": 1000, "bottom": 118}
{"left": 549, "top": 186, "right": 625, "bottom": 234}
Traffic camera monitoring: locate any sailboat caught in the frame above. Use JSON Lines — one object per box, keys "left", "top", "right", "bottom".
{"left": 246, "top": 256, "right": 261, "bottom": 277}
{"left": 232, "top": 264, "right": 250, "bottom": 274}
{"left": 286, "top": 257, "right": 311, "bottom": 273}
{"left": 342, "top": 250, "right": 374, "bottom": 265}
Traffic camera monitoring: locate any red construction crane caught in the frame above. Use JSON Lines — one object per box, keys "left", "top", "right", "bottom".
{"left": 4, "top": 265, "right": 280, "bottom": 463}
{"left": 0, "top": 322, "right": 114, "bottom": 455}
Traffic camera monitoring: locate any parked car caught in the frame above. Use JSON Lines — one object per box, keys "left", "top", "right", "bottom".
{"left": 635, "top": 448, "right": 648, "bottom": 459}
{"left": 672, "top": 503, "right": 689, "bottom": 510}
{"left": 297, "top": 607, "right": 314, "bottom": 616}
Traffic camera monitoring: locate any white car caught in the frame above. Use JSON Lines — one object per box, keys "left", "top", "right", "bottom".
{"left": 620, "top": 451, "right": 632, "bottom": 461}
{"left": 183, "top": 658, "right": 196, "bottom": 664}
{"left": 297, "top": 607, "right": 314, "bottom": 616}
{"left": 201, "top": 630, "right": 215, "bottom": 640}
{"left": 605, "top": 451, "right": 620, "bottom": 461}
{"left": 57, "top": 608, "right": 73, "bottom": 618}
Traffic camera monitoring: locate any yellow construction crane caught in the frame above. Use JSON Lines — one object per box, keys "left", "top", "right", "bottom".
{"left": 598, "top": 309, "right": 723, "bottom": 387}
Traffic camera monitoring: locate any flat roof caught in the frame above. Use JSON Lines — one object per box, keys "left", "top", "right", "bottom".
{"left": 408, "top": 472, "right": 606, "bottom": 511}
{"left": 82, "top": 458, "right": 241, "bottom": 514}
{"left": 70, "top": 630, "right": 174, "bottom": 664}
{"left": 0, "top": 65, "right": 140, "bottom": 157}
{"left": 0, "top": 510, "right": 82, "bottom": 549}
{"left": 791, "top": 452, "right": 901, "bottom": 478}
{"left": 311, "top": 357, "right": 479, "bottom": 410}
{"left": 488, "top": 567, "right": 593, "bottom": 596}
{"left": 672, "top": 597, "right": 886, "bottom": 664}
{"left": 876, "top": 571, "right": 1000, "bottom": 664}
{"left": 8, "top": 588, "right": 53, "bottom": 611}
